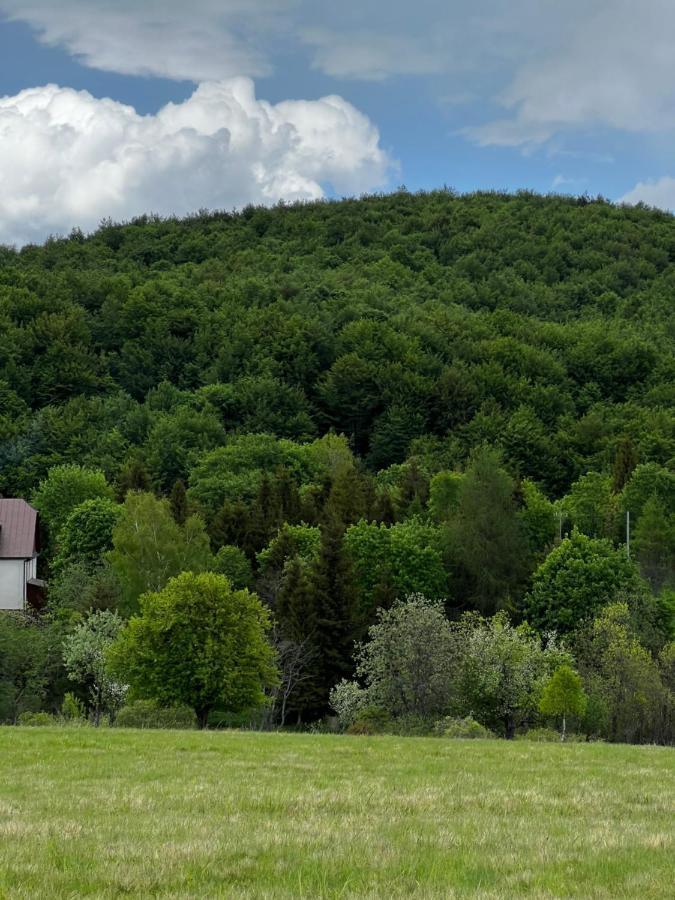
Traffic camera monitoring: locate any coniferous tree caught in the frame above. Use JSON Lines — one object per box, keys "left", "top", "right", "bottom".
{"left": 374, "top": 489, "right": 397, "bottom": 526}
{"left": 370, "top": 566, "right": 399, "bottom": 619}
{"left": 170, "top": 479, "right": 188, "bottom": 525}
{"left": 272, "top": 466, "right": 302, "bottom": 525}
{"left": 633, "top": 496, "right": 675, "bottom": 592}
{"left": 311, "top": 515, "right": 359, "bottom": 711}
{"left": 209, "top": 499, "right": 249, "bottom": 553}
{"left": 398, "top": 460, "right": 429, "bottom": 517}
{"left": 116, "top": 457, "right": 152, "bottom": 500}
{"left": 272, "top": 556, "right": 322, "bottom": 720}
{"left": 448, "top": 447, "right": 530, "bottom": 614}
{"left": 323, "top": 465, "right": 370, "bottom": 526}
{"left": 277, "top": 556, "right": 318, "bottom": 644}
{"left": 245, "top": 474, "right": 281, "bottom": 557}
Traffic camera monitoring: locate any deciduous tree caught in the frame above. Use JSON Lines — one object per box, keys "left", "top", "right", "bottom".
{"left": 108, "top": 572, "right": 277, "bottom": 727}
{"left": 539, "top": 664, "right": 587, "bottom": 741}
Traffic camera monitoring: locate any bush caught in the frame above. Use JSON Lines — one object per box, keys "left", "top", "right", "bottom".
{"left": 329, "top": 679, "right": 368, "bottom": 729}
{"left": 346, "top": 706, "right": 391, "bottom": 735}
{"left": 433, "top": 716, "right": 495, "bottom": 739}
{"left": 17, "top": 711, "right": 56, "bottom": 727}
{"left": 388, "top": 715, "right": 436, "bottom": 736}
{"left": 115, "top": 700, "right": 197, "bottom": 730}
{"left": 61, "top": 692, "right": 86, "bottom": 721}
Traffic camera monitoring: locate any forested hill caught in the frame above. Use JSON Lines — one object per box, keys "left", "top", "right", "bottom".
{"left": 1, "top": 189, "right": 673, "bottom": 498}
{"left": 2, "top": 190, "right": 675, "bottom": 738}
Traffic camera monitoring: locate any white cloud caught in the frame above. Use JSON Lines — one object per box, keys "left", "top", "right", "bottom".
{"left": 4, "top": 0, "right": 675, "bottom": 202}
{"left": 0, "top": 0, "right": 293, "bottom": 81}
{"left": 466, "top": 0, "right": 675, "bottom": 147}
{"left": 0, "top": 80, "right": 392, "bottom": 246}
{"left": 5, "top": 0, "right": 675, "bottom": 154}
{"left": 619, "top": 177, "right": 675, "bottom": 211}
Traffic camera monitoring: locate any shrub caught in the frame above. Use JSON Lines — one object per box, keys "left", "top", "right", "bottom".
{"left": 17, "top": 711, "right": 56, "bottom": 726}
{"left": 207, "top": 707, "right": 269, "bottom": 730}
{"left": 329, "top": 679, "right": 368, "bottom": 729}
{"left": 346, "top": 706, "right": 391, "bottom": 735}
{"left": 388, "top": 715, "right": 436, "bottom": 736}
{"left": 115, "top": 700, "right": 197, "bottom": 730}
{"left": 433, "top": 715, "right": 495, "bottom": 739}
{"left": 61, "top": 692, "right": 86, "bottom": 721}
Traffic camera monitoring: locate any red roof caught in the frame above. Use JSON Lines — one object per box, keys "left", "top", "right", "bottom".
{"left": 0, "top": 500, "right": 38, "bottom": 559}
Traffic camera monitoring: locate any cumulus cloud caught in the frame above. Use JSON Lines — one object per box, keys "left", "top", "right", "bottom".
{"left": 0, "top": 79, "right": 392, "bottom": 246}
{"left": 619, "top": 177, "right": 675, "bottom": 211}
{"left": 7, "top": 0, "right": 674, "bottom": 148}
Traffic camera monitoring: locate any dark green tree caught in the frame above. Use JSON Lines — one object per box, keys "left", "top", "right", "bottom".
{"left": 612, "top": 435, "right": 639, "bottom": 493}
{"left": 526, "top": 530, "right": 644, "bottom": 634}
{"left": 170, "top": 479, "right": 188, "bottom": 525}
{"left": 448, "top": 447, "right": 530, "bottom": 615}
{"left": 310, "top": 516, "right": 359, "bottom": 713}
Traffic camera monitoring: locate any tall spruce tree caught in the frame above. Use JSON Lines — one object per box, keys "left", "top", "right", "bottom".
{"left": 272, "top": 466, "right": 302, "bottom": 525}
{"left": 275, "top": 557, "right": 322, "bottom": 719}
{"left": 245, "top": 473, "right": 281, "bottom": 556}
{"left": 311, "top": 515, "right": 359, "bottom": 712}
{"left": 448, "top": 447, "right": 530, "bottom": 614}
{"left": 170, "top": 479, "right": 188, "bottom": 525}
{"left": 323, "top": 465, "right": 371, "bottom": 526}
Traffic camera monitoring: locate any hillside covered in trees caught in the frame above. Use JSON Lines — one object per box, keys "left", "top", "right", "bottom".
{"left": 1, "top": 190, "right": 674, "bottom": 741}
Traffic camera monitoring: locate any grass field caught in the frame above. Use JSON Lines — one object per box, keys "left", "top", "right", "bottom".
{"left": 0, "top": 728, "right": 673, "bottom": 898}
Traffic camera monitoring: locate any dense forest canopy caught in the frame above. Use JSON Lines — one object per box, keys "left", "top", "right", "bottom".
{"left": 1, "top": 189, "right": 674, "bottom": 740}
{"left": 0, "top": 188, "right": 673, "bottom": 496}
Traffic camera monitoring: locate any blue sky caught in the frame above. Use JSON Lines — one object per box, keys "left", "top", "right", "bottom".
{"left": 1, "top": 1, "right": 674, "bottom": 245}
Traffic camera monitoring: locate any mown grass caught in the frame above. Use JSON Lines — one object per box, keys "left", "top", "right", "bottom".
{"left": 0, "top": 728, "right": 672, "bottom": 898}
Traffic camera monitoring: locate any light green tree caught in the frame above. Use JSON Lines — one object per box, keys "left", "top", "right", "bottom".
{"left": 108, "top": 572, "right": 278, "bottom": 728}
{"left": 574, "top": 603, "right": 671, "bottom": 744}
{"left": 32, "top": 464, "right": 114, "bottom": 548}
{"left": 53, "top": 497, "right": 122, "bottom": 574}
{"left": 345, "top": 519, "right": 447, "bottom": 621}
{"left": 539, "top": 664, "right": 587, "bottom": 741}
{"left": 525, "top": 530, "right": 645, "bottom": 634}
{"left": 107, "top": 492, "right": 213, "bottom": 612}
{"left": 562, "top": 472, "right": 616, "bottom": 538}
{"left": 213, "top": 545, "right": 253, "bottom": 590}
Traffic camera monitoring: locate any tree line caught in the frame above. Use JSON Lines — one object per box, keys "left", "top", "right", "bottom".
{"left": 0, "top": 190, "right": 673, "bottom": 741}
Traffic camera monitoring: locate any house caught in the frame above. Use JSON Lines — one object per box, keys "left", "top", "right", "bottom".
{"left": 0, "top": 499, "right": 44, "bottom": 610}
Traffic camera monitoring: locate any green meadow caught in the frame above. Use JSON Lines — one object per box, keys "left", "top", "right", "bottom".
{"left": 0, "top": 728, "right": 672, "bottom": 898}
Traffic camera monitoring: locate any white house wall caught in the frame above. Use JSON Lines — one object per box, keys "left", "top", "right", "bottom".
{"left": 0, "top": 559, "right": 26, "bottom": 609}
